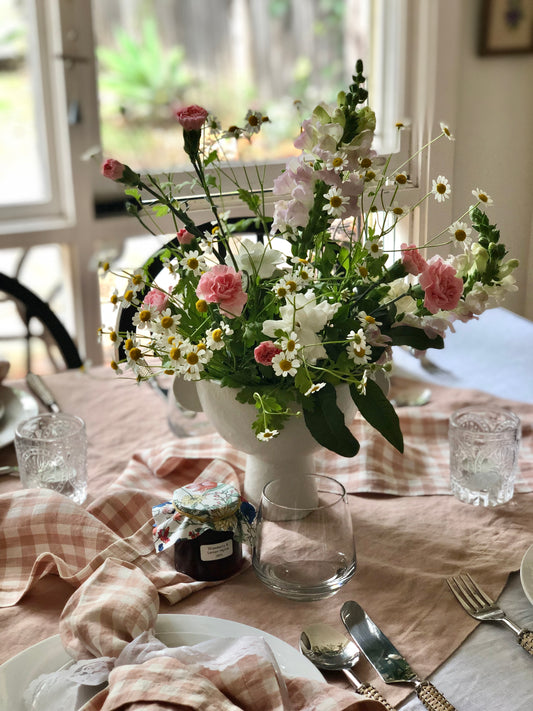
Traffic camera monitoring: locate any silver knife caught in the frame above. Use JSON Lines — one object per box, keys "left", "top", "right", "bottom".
{"left": 25, "top": 373, "right": 61, "bottom": 413}
{"left": 341, "top": 601, "right": 456, "bottom": 711}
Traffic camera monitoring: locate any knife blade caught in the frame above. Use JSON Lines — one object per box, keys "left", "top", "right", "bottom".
{"left": 341, "top": 601, "right": 456, "bottom": 711}
{"left": 25, "top": 373, "right": 61, "bottom": 413}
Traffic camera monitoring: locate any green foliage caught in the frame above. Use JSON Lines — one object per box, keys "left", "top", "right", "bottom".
{"left": 97, "top": 17, "right": 194, "bottom": 120}
{"left": 350, "top": 379, "right": 404, "bottom": 453}
{"left": 303, "top": 383, "right": 360, "bottom": 457}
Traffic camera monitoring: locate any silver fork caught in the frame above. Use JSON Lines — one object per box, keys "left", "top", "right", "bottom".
{"left": 447, "top": 572, "right": 533, "bottom": 655}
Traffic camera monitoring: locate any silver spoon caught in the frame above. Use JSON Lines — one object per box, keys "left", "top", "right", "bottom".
{"left": 300, "top": 623, "right": 394, "bottom": 710}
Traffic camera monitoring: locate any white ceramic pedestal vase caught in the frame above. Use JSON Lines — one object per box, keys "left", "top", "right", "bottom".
{"left": 173, "top": 377, "right": 357, "bottom": 506}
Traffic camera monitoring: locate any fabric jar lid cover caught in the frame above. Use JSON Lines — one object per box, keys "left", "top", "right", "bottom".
{"left": 173, "top": 481, "right": 240, "bottom": 522}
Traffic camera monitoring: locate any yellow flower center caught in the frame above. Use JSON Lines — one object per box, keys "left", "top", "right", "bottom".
{"left": 360, "top": 157, "right": 372, "bottom": 168}
{"left": 160, "top": 315, "right": 174, "bottom": 329}
{"left": 110, "top": 294, "right": 118, "bottom": 305}
{"left": 187, "top": 257, "right": 199, "bottom": 270}
{"left": 277, "top": 287, "right": 287, "bottom": 298}
{"left": 455, "top": 229, "right": 466, "bottom": 242}
{"left": 332, "top": 156, "right": 343, "bottom": 168}
{"left": 212, "top": 328, "right": 223, "bottom": 342}
{"left": 211, "top": 225, "right": 220, "bottom": 234}
{"left": 167, "top": 336, "right": 175, "bottom": 344}
{"left": 262, "top": 430, "right": 274, "bottom": 438}
{"left": 364, "top": 314, "right": 376, "bottom": 324}
{"left": 129, "top": 347, "right": 141, "bottom": 361}
{"left": 110, "top": 360, "right": 119, "bottom": 371}
{"left": 395, "top": 174, "right": 407, "bottom": 185}
{"left": 354, "top": 346, "right": 366, "bottom": 358}
{"left": 248, "top": 114, "right": 259, "bottom": 126}
{"left": 392, "top": 207, "right": 404, "bottom": 215}
{"left": 139, "top": 309, "right": 151, "bottom": 322}
{"left": 197, "top": 342, "right": 206, "bottom": 351}
{"left": 478, "top": 192, "right": 488, "bottom": 202}
{"left": 124, "top": 290, "right": 134, "bottom": 302}
{"left": 109, "top": 331, "right": 118, "bottom": 342}
{"left": 196, "top": 299, "right": 208, "bottom": 313}
{"left": 124, "top": 338, "right": 134, "bottom": 351}
{"left": 370, "top": 243, "right": 380, "bottom": 253}
{"left": 443, "top": 126, "right": 451, "bottom": 136}
{"left": 101, "top": 261, "right": 110, "bottom": 272}
{"left": 436, "top": 182, "right": 447, "bottom": 194}
{"left": 186, "top": 352, "right": 199, "bottom": 365}
{"left": 286, "top": 280, "right": 298, "bottom": 292}
{"left": 170, "top": 346, "right": 181, "bottom": 360}
{"left": 279, "top": 358, "right": 293, "bottom": 372}
{"left": 365, "top": 170, "right": 376, "bottom": 181}
{"left": 329, "top": 195, "right": 343, "bottom": 208}
{"left": 358, "top": 266, "right": 369, "bottom": 278}
{"left": 132, "top": 274, "right": 142, "bottom": 285}
{"left": 286, "top": 339, "right": 296, "bottom": 352}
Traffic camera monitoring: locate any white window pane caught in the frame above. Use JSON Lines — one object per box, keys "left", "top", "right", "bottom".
{"left": 0, "top": 0, "right": 49, "bottom": 206}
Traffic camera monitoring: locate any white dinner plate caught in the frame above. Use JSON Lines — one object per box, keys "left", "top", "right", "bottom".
{"left": 520, "top": 544, "right": 533, "bottom": 605}
{"left": 0, "top": 385, "right": 39, "bottom": 449}
{"left": 0, "top": 614, "right": 323, "bottom": 709}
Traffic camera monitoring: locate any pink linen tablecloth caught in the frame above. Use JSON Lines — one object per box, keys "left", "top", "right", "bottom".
{"left": 0, "top": 366, "right": 532, "bottom": 708}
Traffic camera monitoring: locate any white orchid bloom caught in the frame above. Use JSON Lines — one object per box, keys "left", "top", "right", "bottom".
{"left": 232, "top": 239, "right": 285, "bottom": 279}
{"left": 262, "top": 290, "right": 340, "bottom": 363}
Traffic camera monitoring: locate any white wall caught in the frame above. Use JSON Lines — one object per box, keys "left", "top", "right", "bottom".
{"left": 451, "top": 1, "right": 533, "bottom": 319}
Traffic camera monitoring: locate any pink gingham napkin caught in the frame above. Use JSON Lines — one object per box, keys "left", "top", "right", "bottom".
{"left": 0, "top": 459, "right": 247, "bottom": 609}
{"left": 24, "top": 558, "right": 387, "bottom": 711}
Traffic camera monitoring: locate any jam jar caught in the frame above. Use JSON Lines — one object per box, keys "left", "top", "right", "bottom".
{"left": 173, "top": 481, "right": 244, "bottom": 581}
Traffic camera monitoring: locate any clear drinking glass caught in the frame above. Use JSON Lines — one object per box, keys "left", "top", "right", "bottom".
{"left": 15, "top": 413, "right": 88, "bottom": 504}
{"left": 252, "top": 474, "right": 357, "bottom": 601}
{"left": 449, "top": 406, "right": 521, "bottom": 507}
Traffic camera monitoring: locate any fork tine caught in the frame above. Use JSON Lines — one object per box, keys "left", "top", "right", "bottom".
{"left": 463, "top": 572, "right": 494, "bottom": 607}
{"left": 456, "top": 573, "right": 487, "bottom": 610}
{"left": 446, "top": 577, "right": 475, "bottom": 614}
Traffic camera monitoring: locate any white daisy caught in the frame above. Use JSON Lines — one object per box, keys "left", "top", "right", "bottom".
{"left": 364, "top": 239, "right": 383, "bottom": 258}
{"left": 472, "top": 188, "right": 493, "bottom": 206}
{"left": 278, "top": 331, "right": 301, "bottom": 354}
{"left": 257, "top": 428, "right": 279, "bottom": 442}
{"left": 206, "top": 322, "right": 233, "bottom": 350}
{"left": 180, "top": 250, "right": 206, "bottom": 276}
{"left": 432, "top": 176, "right": 451, "bottom": 203}
{"left": 440, "top": 122, "right": 455, "bottom": 141}
{"left": 323, "top": 186, "right": 349, "bottom": 217}
{"left": 448, "top": 221, "right": 473, "bottom": 247}
{"left": 304, "top": 382, "right": 326, "bottom": 396}
{"left": 346, "top": 328, "right": 371, "bottom": 364}
{"left": 271, "top": 352, "right": 301, "bottom": 378}
{"left": 325, "top": 152, "right": 349, "bottom": 173}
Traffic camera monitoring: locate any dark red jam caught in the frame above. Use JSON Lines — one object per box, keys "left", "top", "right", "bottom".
{"left": 174, "top": 527, "right": 243, "bottom": 581}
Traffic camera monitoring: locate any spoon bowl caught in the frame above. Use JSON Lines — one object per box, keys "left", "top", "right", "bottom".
{"left": 300, "top": 623, "right": 394, "bottom": 710}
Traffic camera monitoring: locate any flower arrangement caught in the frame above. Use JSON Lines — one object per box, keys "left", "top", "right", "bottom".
{"left": 99, "top": 60, "right": 518, "bottom": 458}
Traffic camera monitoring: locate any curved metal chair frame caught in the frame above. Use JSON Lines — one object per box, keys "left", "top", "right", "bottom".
{"left": 0, "top": 272, "right": 83, "bottom": 372}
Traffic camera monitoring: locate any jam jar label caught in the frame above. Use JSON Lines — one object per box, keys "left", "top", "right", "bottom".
{"left": 200, "top": 539, "right": 233, "bottom": 562}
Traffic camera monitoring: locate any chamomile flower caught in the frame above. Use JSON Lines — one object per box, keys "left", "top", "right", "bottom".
{"left": 244, "top": 110, "right": 264, "bottom": 134}
{"left": 161, "top": 256, "right": 179, "bottom": 275}
{"left": 364, "top": 239, "right": 383, "bottom": 258}
{"left": 323, "top": 186, "right": 349, "bottom": 217}
{"left": 388, "top": 202, "right": 410, "bottom": 218}
{"left": 132, "top": 303, "right": 157, "bottom": 330}
{"left": 128, "top": 268, "right": 146, "bottom": 293}
{"left": 273, "top": 275, "right": 302, "bottom": 299}
{"left": 271, "top": 352, "right": 301, "bottom": 377}
{"left": 180, "top": 341, "right": 213, "bottom": 381}
{"left": 448, "top": 221, "right": 473, "bottom": 247}
{"left": 440, "top": 122, "right": 455, "bottom": 141}
{"left": 153, "top": 308, "right": 180, "bottom": 335}
{"left": 358, "top": 311, "right": 382, "bottom": 328}
{"left": 278, "top": 331, "right": 301, "bottom": 355}
{"left": 206, "top": 322, "right": 233, "bottom": 350}
{"left": 180, "top": 250, "right": 206, "bottom": 276}
{"left": 472, "top": 188, "right": 493, "bottom": 206}
{"left": 346, "top": 328, "right": 371, "bottom": 364}
{"left": 325, "top": 151, "right": 349, "bottom": 173}
{"left": 394, "top": 172, "right": 408, "bottom": 186}
{"left": 304, "top": 382, "right": 326, "bottom": 396}
{"left": 432, "top": 176, "right": 451, "bottom": 203}
{"left": 257, "top": 428, "right": 279, "bottom": 442}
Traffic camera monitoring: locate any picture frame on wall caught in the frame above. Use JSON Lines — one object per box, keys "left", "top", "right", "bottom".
{"left": 479, "top": 0, "right": 533, "bottom": 55}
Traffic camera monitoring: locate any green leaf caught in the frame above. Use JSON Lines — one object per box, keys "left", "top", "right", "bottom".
{"left": 303, "top": 383, "right": 360, "bottom": 457}
{"left": 204, "top": 150, "right": 219, "bottom": 167}
{"left": 152, "top": 204, "right": 169, "bottom": 217}
{"left": 350, "top": 379, "right": 404, "bottom": 453}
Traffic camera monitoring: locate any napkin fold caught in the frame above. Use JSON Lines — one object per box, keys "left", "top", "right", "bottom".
{"left": 24, "top": 557, "right": 387, "bottom": 711}
{"left": 0, "top": 460, "right": 248, "bottom": 608}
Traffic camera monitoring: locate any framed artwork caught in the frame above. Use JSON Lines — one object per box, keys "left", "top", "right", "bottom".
{"left": 479, "top": 0, "right": 533, "bottom": 55}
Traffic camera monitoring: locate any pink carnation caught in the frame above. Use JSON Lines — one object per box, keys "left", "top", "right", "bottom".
{"left": 254, "top": 341, "right": 282, "bottom": 366}
{"left": 401, "top": 243, "right": 427, "bottom": 275}
{"left": 419, "top": 256, "right": 464, "bottom": 314}
{"left": 101, "top": 158, "right": 125, "bottom": 181}
{"left": 177, "top": 228, "right": 194, "bottom": 245}
{"left": 143, "top": 288, "right": 169, "bottom": 313}
{"left": 175, "top": 105, "right": 209, "bottom": 131}
{"left": 196, "top": 264, "right": 247, "bottom": 318}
